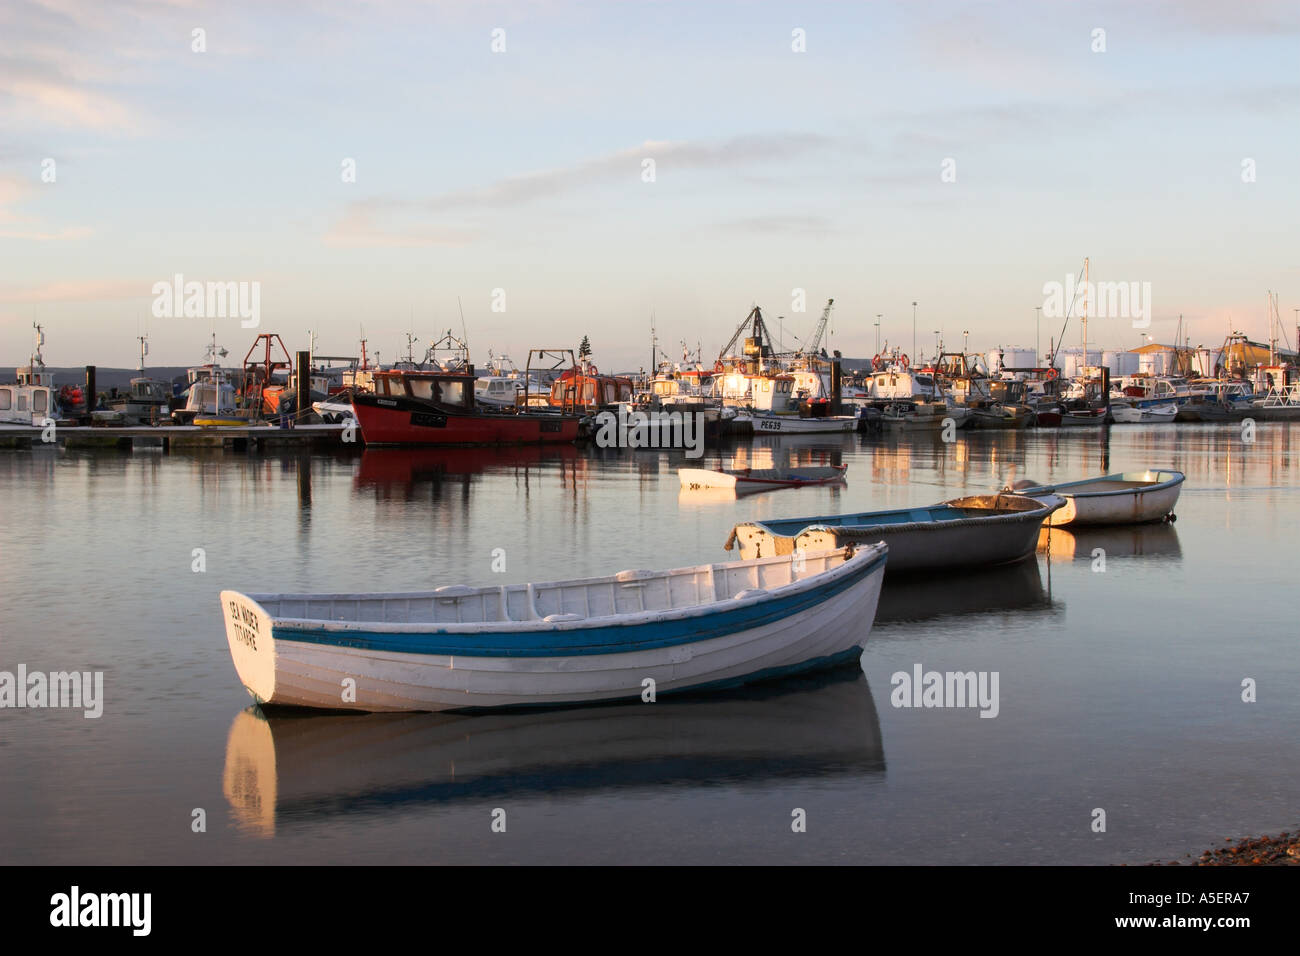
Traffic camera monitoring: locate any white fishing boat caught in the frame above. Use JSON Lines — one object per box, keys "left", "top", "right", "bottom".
{"left": 1007, "top": 470, "right": 1185, "bottom": 526}
{"left": 1110, "top": 401, "right": 1177, "bottom": 424}
{"left": 1, "top": 324, "right": 58, "bottom": 425}
{"left": 751, "top": 412, "right": 856, "bottom": 434}
{"left": 220, "top": 543, "right": 888, "bottom": 712}
{"left": 1, "top": 365, "right": 56, "bottom": 426}
{"left": 725, "top": 493, "right": 1063, "bottom": 571}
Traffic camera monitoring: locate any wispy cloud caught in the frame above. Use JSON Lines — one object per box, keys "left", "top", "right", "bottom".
{"left": 329, "top": 134, "right": 839, "bottom": 246}
{"left": 0, "top": 278, "right": 143, "bottom": 304}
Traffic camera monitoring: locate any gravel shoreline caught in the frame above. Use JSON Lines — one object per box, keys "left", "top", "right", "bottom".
{"left": 1167, "top": 831, "right": 1300, "bottom": 865}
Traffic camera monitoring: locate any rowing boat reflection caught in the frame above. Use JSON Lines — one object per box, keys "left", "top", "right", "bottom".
{"left": 222, "top": 668, "right": 884, "bottom": 836}
{"left": 1036, "top": 522, "right": 1182, "bottom": 562}
{"left": 873, "top": 557, "right": 1052, "bottom": 625}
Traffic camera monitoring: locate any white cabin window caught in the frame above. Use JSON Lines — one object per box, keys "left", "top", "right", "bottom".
{"left": 33, "top": 391, "right": 47, "bottom": 412}
{"left": 439, "top": 380, "right": 468, "bottom": 406}
{"left": 409, "top": 380, "right": 434, "bottom": 400}
{"left": 18, "top": 394, "right": 29, "bottom": 411}
{"left": 0, "top": 388, "right": 10, "bottom": 410}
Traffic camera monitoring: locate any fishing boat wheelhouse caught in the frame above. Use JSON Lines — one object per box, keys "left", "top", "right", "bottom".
{"left": 1, "top": 365, "right": 56, "bottom": 425}
{"left": 548, "top": 365, "right": 633, "bottom": 411}
{"left": 352, "top": 367, "right": 581, "bottom": 445}
{"left": 3, "top": 326, "right": 62, "bottom": 425}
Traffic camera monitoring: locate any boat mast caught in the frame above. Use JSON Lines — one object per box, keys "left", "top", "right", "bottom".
{"left": 1081, "top": 256, "right": 1089, "bottom": 364}
{"left": 650, "top": 314, "right": 657, "bottom": 378}
{"left": 1267, "top": 290, "right": 1278, "bottom": 367}
{"left": 138, "top": 333, "right": 149, "bottom": 372}
{"left": 31, "top": 322, "right": 45, "bottom": 371}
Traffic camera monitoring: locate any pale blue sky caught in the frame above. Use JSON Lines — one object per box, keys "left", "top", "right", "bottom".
{"left": 2, "top": 0, "right": 1298, "bottom": 370}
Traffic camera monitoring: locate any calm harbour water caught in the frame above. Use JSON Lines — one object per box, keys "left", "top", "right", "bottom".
{"left": 1, "top": 424, "right": 1297, "bottom": 865}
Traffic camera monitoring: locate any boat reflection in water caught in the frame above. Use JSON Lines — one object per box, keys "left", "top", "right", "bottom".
{"left": 874, "top": 557, "right": 1052, "bottom": 626}
{"left": 1037, "top": 522, "right": 1182, "bottom": 562}
{"left": 222, "top": 668, "right": 883, "bottom": 837}
{"left": 354, "top": 445, "right": 578, "bottom": 495}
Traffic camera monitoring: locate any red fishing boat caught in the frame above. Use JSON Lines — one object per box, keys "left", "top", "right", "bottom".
{"left": 352, "top": 367, "right": 581, "bottom": 445}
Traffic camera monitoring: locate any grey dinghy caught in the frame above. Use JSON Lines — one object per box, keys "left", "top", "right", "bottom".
{"left": 724, "top": 493, "right": 1064, "bottom": 572}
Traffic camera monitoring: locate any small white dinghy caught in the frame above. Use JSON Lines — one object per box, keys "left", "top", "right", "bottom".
{"left": 679, "top": 464, "right": 847, "bottom": 495}
{"left": 1111, "top": 402, "right": 1178, "bottom": 424}
{"left": 1007, "top": 470, "right": 1184, "bottom": 526}
{"left": 219, "top": 544, "right": 887, "bottom": 713}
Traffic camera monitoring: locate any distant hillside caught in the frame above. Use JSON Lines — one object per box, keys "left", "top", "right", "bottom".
{"left": 1, "top": 366, "right": 193, "bottom": 392}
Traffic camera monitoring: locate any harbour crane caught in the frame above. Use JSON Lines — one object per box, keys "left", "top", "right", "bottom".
{"left": 797, "top": 298, "right": 834, "bottom": 358}
{"left": 716, "top": 306, "right": 776, "bottom": 365}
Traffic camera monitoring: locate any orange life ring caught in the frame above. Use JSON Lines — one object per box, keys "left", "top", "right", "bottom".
{"left": 900, "top": 354, "right": 910, "bottom": 370}
{"left": 871, "top": 353, "right": 881, "bottom": 370}
{"left": 588, "top": 364, "right": 598, "bottom": 375}
{"left": 1045, "top": 368, "right": 1059, "bottom": 381}
{"left": 713, "top": 360, "right": 724, "bottom": 374}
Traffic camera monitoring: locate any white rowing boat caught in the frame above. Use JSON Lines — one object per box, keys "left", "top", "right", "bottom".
{"left": 219, "top": 544, "right": 887, "bottom": 712}
{"left": 1110, "top": 402, "right": 1177, "bottom": 424}
{"left": 1007, "top": 469, "right": 1185, "bottom": 526}
{"left": 678, "top": 464, "right": 847, "bottom": 494}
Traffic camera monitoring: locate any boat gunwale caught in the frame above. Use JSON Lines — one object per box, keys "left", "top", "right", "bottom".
{"left": 1019, "top": 470, "right": 1185, "bottom": 499}
{"left": 733, "top": 493, "right": 1065, "bottom": 540}
{"left": 238, "top": 544, "right": 888, "bottom": 634}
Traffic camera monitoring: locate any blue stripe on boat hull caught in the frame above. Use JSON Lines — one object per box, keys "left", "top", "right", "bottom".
{"left": 273, "top": 550, "right": 886, "bottom": 658}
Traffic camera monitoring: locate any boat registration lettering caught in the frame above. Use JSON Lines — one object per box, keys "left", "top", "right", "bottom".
{"left": 227, "top": 599, "right": 260, "bottom": 652}
{"left": 758, "top": 418, "right": 782, "bottom": 431}
{"left": 410, "top": 411, "right": 448, "bottom": 428}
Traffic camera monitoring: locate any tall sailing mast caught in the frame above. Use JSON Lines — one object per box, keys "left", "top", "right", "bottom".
{"left": 1081, "top": 256, "right": 1089, "bottom": 363}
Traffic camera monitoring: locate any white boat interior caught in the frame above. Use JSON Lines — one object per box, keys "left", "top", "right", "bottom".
{"left": 257, "top": 549, "right": 862, "bottom": 628}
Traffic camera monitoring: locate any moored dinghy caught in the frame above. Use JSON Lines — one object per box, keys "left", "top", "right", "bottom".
{"left": 1006, "top": 470, "right": 1184, "bottom": 526}
{"left": 679, "top": 464, "right": 847, "bottom": 494}
{"left": 725, "top": 493, "right": 1064, "bottom": 572}
{"left": 1110, "top": 402, "right": 1178, "bottom": 424}
{"left": 219, "top": 543, "right": 887, "bottom": 712}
